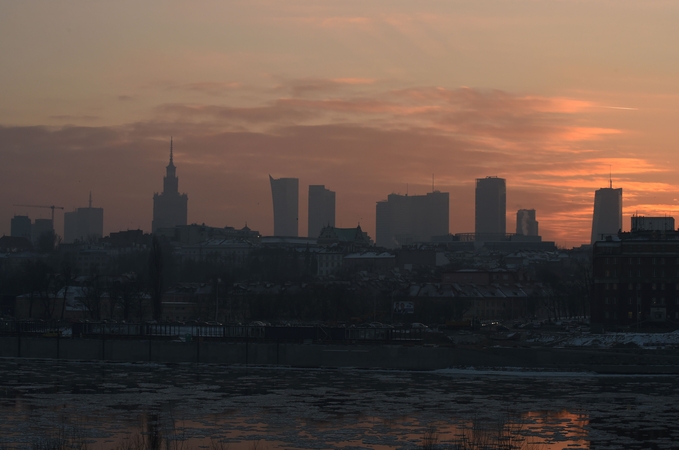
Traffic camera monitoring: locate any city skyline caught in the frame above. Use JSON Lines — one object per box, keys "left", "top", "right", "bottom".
{"left": 3, "top": 1, "right": 679, "bottom": 247}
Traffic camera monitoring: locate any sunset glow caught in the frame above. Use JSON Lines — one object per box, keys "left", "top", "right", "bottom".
{"left": 2, "top": 0, "right": 679, "bottom": 246}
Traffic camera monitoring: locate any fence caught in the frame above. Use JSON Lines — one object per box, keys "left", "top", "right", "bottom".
{"left": 0, "top": 321, "right": 425, "bottom": 344}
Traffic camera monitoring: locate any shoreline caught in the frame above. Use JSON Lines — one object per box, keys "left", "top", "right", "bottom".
{"left": 2, "top": 336, "right": 679, "bottom": 375}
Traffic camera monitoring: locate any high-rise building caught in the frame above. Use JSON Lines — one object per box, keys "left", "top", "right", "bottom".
{"left": 31, "top": 219, "right": 54, "bottom": 244}
{"left": 64, "top": 193, "right": 104, "bottom": 243}
{"left": 308, "top": 185, "right": 335, "bottom": 238}
{"left": 10, "top": 215, "right": 32, "bottom": 240}
{"left": 152, "top": 139, "right": 188, "bottom": 233}
{"left": 269, "top": 176, "right": 299, "bottom": 237}
{"left": 516, "top": 209, "right": 539, "bottom": 236}
{"left": 475, "top": 177, "right": 506, "bottom": 237}
{"left": 591, "top": 182, "right": 622, "bottom": 243}
{"left": 375, "top": 191, "right": 449, "bottom": 248}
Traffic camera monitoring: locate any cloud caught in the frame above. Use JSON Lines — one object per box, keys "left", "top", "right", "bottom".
{"left": 286, "top": 77, "right": 377, "bottom": 97}
{"left": 167, "top": 81, "right": 243, "bottom": 96}
{"left": 49, "top": 115, "right": 100, "bottom": 122}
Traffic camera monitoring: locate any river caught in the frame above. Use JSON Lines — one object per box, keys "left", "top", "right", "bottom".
{"left": 1, "top": 359, "right": 678, "bottom": 449}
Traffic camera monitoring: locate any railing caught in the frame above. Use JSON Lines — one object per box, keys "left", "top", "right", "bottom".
{"left": 0, "top": 321, "right": 426, "bottom": 344}
{"left": 0, "top": 320, "right": 64, "bottom": 336}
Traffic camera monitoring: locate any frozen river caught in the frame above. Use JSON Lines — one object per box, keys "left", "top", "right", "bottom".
{"left": 1, "top": 359, "right": 678, "bottom": 449}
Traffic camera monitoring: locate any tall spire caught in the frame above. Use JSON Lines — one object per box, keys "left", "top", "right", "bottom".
{"left": 170, "top": 136, "right": 174, "bottom": 165}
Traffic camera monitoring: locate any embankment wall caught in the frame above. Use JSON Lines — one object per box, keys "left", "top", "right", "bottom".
{"left": 2, "top": 337, "right": 678, "bottom": 373}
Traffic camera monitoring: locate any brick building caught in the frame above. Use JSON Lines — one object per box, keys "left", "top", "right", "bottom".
{"left": 592, "top": 230, "right": 679, "bottom": 328}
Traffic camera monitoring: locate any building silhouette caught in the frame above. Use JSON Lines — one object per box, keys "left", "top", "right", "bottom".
{"left": 152, "top": 139, "right": 188, "bottom": 233}
{"left": 10, "top": 215, "right": 32, "bottom": 240}
{"left": 64, "top": 193, "right": 104, "bottom": 243}
{"left": 475, "top": 177, "right": 506, "bottom": 236}
{"left": 591, "top": 182, "right": 622, "bottom": 243}
{"left": 269, "top": 176, "right": 299, "bottom": 237}
{"left": 308, "top": 185, "right": 335, "bottom": 238}
{"left": 631, "top": 215, "right": 675, "bottom": 232}
{"left": 375, "top": 191, "right": 449, "bottom": 248}
{"left": 31, "top": 219, "right": 53, "bottom": 244}
{"left": 516, "top": 209, "right": 538, "bottom": 236}
{"left": 592, "top": 219, "right": 679, "bottom": 328}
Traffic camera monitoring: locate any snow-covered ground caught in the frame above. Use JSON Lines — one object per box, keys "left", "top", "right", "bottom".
{"left": 527, "top": 330, "right": 679, "bottom": 348}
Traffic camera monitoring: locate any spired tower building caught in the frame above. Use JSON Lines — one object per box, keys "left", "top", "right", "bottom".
{"left": 152, "top": 138, "right": 188, "bottom": 233}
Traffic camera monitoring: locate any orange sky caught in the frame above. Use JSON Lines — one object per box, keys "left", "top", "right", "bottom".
{"left": 2, "top": 1, "right": 679, "bottom": 247}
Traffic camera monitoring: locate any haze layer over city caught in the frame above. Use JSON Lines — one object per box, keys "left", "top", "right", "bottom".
{"left": 2, "top": 1, "right": 679, "bottom": 247}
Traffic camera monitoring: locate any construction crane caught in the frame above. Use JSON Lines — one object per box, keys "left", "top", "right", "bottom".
{"left": 14, "top": 204, "right": 65, "bottom": 222}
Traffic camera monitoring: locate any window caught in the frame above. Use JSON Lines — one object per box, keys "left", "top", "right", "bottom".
{"left": 628, "top": 311, "right": 633, "bottom": 319}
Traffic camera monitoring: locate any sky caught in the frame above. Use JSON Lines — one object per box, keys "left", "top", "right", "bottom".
{"left": 1, "top": 0, "right": 679, "bottom": 247}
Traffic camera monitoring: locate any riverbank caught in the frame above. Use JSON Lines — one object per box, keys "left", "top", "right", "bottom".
{"left": 2, "top": 336, "right": 679, "bottom": 374}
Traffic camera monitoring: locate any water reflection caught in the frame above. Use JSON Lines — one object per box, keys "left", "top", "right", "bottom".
{"left": 0, "top": 360, "right": 677, "bottom": 449}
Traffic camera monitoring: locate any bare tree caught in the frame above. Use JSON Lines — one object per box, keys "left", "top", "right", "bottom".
{"left": 148, "top": 236, "right": 164, "bottom": 321}
{"left": 81, "top": 266, "right": 106, "bottom": 320}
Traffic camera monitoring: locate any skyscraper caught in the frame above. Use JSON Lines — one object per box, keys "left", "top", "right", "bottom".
{"left": 308, "top": 185, "right": 335, "bottom": 238}
{"left": 516, "top": 209, "right": 539, "bottom": 236}
{"left": 591, "top": 182, "right": 622, "bottom": 243}
{"left": 152, "top": 139, "right": 188, "bottom": 233}
{"left": 475, "top": 177, "right": 506, "bottom": 236}
{"left": 269, "top": 176, "right": 299, "bottom": 237}
{"left": 64, "top": 193, "right": 104, "bottom": 243}
{"left": 375, "top": 191, "right": 449, "bottom": 248}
